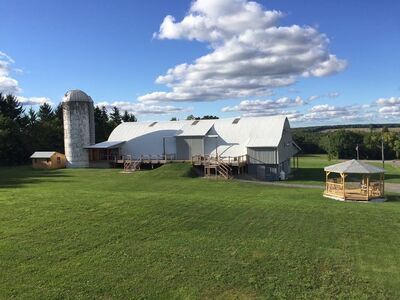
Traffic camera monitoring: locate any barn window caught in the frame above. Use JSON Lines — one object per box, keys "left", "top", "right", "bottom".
{"left": 149, "top": 122, "right": 157, "bottom": 127}
{"left": 232, "top": 118, "right": 240, "bottom": 124}
{"left": 191, "top": 120, "right": 199, "bottom": 125}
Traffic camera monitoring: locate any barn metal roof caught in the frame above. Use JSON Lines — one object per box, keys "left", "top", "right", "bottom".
{"left": 30, "top": 151, "right": 56, "bottom": 158}
{"left": 84, "top": 141, "right": 125, "bottom": 149}
{"left": 108, "top": 116, "right": 290, "bottom": 156}
{"left": 108, "top": 115, "right": 288, "bottom": 157}
{"left": 176, "top": 120, "right": 214, "bottom": 137}
{"left": 324, "top": 159, "right": 385, "bottom": 174}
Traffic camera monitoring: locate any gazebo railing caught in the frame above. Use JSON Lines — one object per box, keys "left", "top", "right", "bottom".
{"left": 325, "top": 182, "right": 343, "bottom": 195}
{"left": 324, "top": 179, "right": 384, "bottom": 200}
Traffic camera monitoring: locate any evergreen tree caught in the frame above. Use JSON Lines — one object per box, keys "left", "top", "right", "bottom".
{"left": 0, "top": 93, "right": 24, "bottom": 121}
{"left": 27, "top": 107, "right": 37, "bottom": 126}
{"left": 38, "top": 102, "right": 55, "bottom": 122}
{"left": 54, "top": 103, "right": 63, "bottom": 126}
{"left": 122, "top": 110, "right": 137, "bottom": 122}
{"left": 110, "top": 106, "right": 122, "bottom": 126}
{"left": 94, "top": 106, "right": 112, "bottom": 142}
{"left": 35, "top": 102, "right": 63, "bottom": 152}
{"left": 201, "top": 115, "right": 219, "bottom": 119}
{"left": 186, "top": 114, "right": 200, "bottom": 120}
{"left": 0, "top": 94, "right": 28, "bottom": 164}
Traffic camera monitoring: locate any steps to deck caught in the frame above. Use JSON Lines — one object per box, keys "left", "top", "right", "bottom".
{"left": 123, "top": 155, "right": 141, "bottom": 173}
{"left": 202, "top": 156, "right": 233, "bottom": 180}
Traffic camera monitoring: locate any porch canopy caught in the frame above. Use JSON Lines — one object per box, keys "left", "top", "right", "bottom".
{"left": 84, "top": 141, "right": 125, "bottom": 162}
{"left": 323, "top": 159, "right": 385, "bottom": 201}
{"left": 84, "top": 141, "right": 125, "bottom": 149}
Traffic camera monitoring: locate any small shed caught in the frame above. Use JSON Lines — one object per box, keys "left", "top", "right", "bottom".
{"left": 323, "top": 159, "right": 385, "bottom": 201}
{"left": 30, "top": 152, "right": 66, "bottom": 169}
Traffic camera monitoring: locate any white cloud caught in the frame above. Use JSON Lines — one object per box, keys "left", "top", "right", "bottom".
{"left": 0, "top": 52, "right": 20, "bottom": 94}
{"left": 327, "top": 92, "right": 340, "bottom": 98}
{"left": 222, "top": 100, "right": 380, "bottom": 124}
{"left": 306, "top": 91, "right": 339, "bottom": 102}
{"left": 376, "top": 97, "right": 400, "bottom": 117}
{"left": 376, "top": 96, "right": 400, "bottom": 106}
{"left": 298, "top": 104, "right": 379, "bottom": 124}
{"left": 222, "top": 96, "right": 303, "bottom": 113}
{"left": 96, "top": 101, "right": 189, "bottom": 116}
{"left": 140, "top": 0, "right": 347, "bottom": 103}
{"left": 17, "top": 96, "right": 52, "bottom": 106}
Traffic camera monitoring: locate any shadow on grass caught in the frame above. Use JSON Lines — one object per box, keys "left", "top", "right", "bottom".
{"left": 0, "top": 166, "right": 71, "bottom": 189}
{"left": 385, "top": 194, "right": 400, "bottom": 202}
{"left": 385, "top": 173, "right": 400, "bottom": 181}
{"left": 288, "top": 168, "right": 325, "bottom": 183}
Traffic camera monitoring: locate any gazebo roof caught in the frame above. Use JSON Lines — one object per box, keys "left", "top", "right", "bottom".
{"left": 324, "top": 159, "right": 385, "bottom": 174}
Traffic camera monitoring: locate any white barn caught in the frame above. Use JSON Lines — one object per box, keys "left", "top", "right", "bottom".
{"left": 86, "top": 115, "right": 300, "bottom": 180}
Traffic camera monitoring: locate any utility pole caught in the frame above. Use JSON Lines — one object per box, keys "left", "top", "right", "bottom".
{"left": 381, "top": 135, "right": 385, "bottom": 169}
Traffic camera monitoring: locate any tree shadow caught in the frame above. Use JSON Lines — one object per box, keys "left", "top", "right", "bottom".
{"left": 385, "top": 194, "right": 400, "bottom": 202}
{"left": 288, "top": 168, "right": 325, "bottom": 183}
{"left": 385, "top": 173, "right": 400, "bottom": 182}
{"left": 0, "top": 166, "right": 71, "bottom": 189}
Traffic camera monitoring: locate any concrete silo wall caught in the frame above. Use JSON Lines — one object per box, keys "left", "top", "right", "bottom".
{"left": 63, "top": 101, "right": 94, "bottom": 167}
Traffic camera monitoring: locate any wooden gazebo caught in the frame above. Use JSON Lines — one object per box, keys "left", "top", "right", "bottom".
{"left": 323, "top": 159, "right": 385, "bottom": 201}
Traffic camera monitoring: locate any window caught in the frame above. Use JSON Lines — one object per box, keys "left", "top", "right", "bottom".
{"left": 57, "top": 157, "right": 61, "bottom": 164}
{"left": 232, "top": 118, "right": 240, "bottom": 124}
{"left": 149, "top": 122, "right": 157, "bottom": 127}
{"left": 191, "top": 120, "right": 199, "bottom": 125}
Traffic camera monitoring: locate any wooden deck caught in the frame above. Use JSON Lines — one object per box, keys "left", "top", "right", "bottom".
{"left": 192, "top": 155, "right": 248, "bottom": 179}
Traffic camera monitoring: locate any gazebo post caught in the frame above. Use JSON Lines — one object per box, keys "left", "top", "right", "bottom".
{"left": 341, "top": 172, "right": 346, "bottom": 200}
{"left": 325, "top": 171, "right": 329, "bottom": 193}
{"left": 366, "top": 175, "right": 370, "bottom": 200}
{"left": 382, "top": 173, "right": 385, "bottom": 196}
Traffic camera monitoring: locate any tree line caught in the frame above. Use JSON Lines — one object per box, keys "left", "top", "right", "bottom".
{"left": 293, "top": 127, "right": 400, "bottom": 160}
{"left": 0, "top": 94, "right": 136, "bottom": 165}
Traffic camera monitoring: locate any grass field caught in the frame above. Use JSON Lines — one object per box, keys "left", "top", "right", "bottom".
{"left": 288, "top": 154, "right": 400, "bottom": 185}
{"left": 1, "top": 163, "right": 400, "bottom": 298}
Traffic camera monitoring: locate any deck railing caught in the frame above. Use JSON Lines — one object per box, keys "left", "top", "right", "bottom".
{"left": 121, "top": 154, "right": 176, "bottom": 162}
{"left": 192, "top": 154, "right": 248, "bottom": 166}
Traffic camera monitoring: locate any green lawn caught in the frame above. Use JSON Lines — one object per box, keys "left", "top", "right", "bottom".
{"left": 1, "top": 164, "right": 400, "bottom": 298}
{"left": 288, "top": 154, "right": 400, "bottom": 185}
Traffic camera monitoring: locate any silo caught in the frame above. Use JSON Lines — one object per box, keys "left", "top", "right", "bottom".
{"left": 63, "top": 90, "right": 95, "bottom": 167}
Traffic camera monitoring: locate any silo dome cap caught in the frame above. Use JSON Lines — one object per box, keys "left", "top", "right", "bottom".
{"left": 63, "top": 89, "right": 93, "bottom": 103}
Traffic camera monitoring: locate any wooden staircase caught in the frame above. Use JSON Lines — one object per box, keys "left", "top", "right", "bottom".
{"left": 204, "top": 156, "right": 233, "bottom": 179}
{"left": 123, "top": 155, "right": 141, "bottom": 172}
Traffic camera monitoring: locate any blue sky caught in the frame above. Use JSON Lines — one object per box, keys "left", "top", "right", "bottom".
{"left": 1, "top": 0, "right": 399, "bottom": 126}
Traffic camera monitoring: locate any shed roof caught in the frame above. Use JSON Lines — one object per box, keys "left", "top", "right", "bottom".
{"left": 30, "top": 151, "right": 56, "bottom": 158}
{"left": 84, "top": 141, "right": 125, "bottom": 149}
{"left": 324, "top": 159, "right": 385, "bottom": 174}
